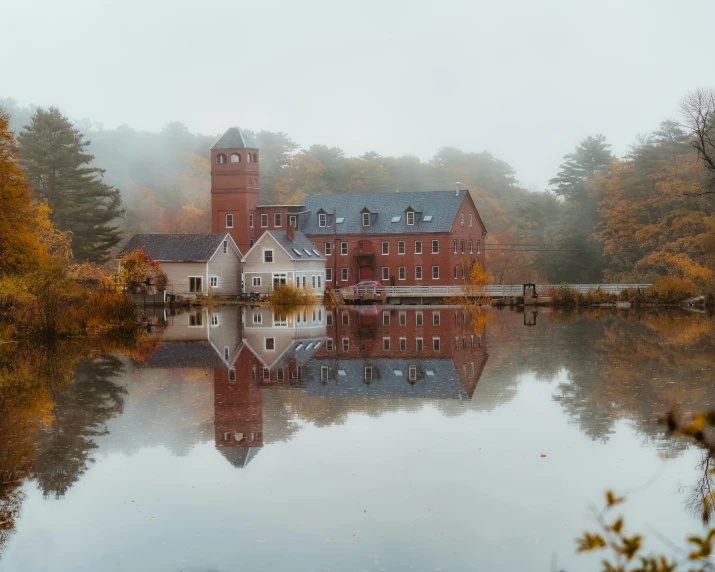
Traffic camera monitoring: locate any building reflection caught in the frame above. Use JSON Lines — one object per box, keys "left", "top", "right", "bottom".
{"left": 145, "top": 304, "right": 488, "bottom": 468}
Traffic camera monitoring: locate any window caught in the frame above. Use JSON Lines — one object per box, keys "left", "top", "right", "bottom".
{"left": 398, "top": 266, "right": 406, "bottom": 280}
{"left": 317, "top": 275, "right": 322, "bottom": 289}
{"left": 224, "top": 347, "right": 229, "bottom": 360}
{"left": 399, "top": 337, "right": 407, "bottom": 351}
{"left": 382, "top": 267, "right": 389, "bottom": 281}
{"left": 212, "top": 314, "right": 219, "bottom": 326}
{"left": 432, "top": 266, "right": 439, "bottom": 279}
{"left": 325, "top": 241, "right": 332, "bottom": 255}
{"left": 341, "top": 267, "right": 348, "bottom": 281}
{"left": 289, "top": 215, "right": 296, "bottom": 228}
{"left": 247, "top": 153, "right": 252, "bottom": 163}
{"left": 432, "top": 240, "right": 439, "bottom": 254}
{"left": 253, "top": 153, "right": 257, "bottom": 163}
{"left": 399, "top": 311, "right": 406, "bottom": 326}
{"left": 433, "top": 311, "right": 440, "bottom": 326}
{"left": 382, "top": 241, "right": 389, "bottom": 255}
{"left": 320, "top": 366, "right": 329, "bottom": 381}
{"left": 477, "top": 240, "right": 481, "bottom": 254}
{"left": 260, "top": 213, "right": 268, "bottom": 227}
{"left": 264, "top": 250, "right": 274, "bottom": 263}
{"left": 416, "top": 337, "right": 424, "bottom": 352}
{"left": 252, "top": 276, "right": 262, "bottom": 287}
{"left": 362, "top": 212, "right": 370, "bottom": 226}
{"left": 383, "top": 337, "right": 390, "bottom": 351}
{"left": 230, "top": 153, "right": 241, "bottom": 163}
{"left": 312, "top": 275, "right": 317, "bottom": 289}
{"left": 364, "top": 367, "right": 373, "bottom": 381}
{"left": 210, "top": 276, "right": 218, "bottom": 288}
{"left": 252, "top": 312, "right": 262, "bottom": 324}
{"left": 408, "top": 366, "right": 417, "bottom": 381}
{"left": 342, "top": 311, "right": 349, "bottom": 325}
{"left": 276, "top": 369, "right": 284, "bottom": 382}
{"left": 249, "top": 213, "right": 254, "bottom": 228}
{"left": 416, "top": 311, "right": 423, "bottom": 326}
{"left": 250, "top": 238, "right": 254, "bottom": 247}
{"left": 223, "top": 239, "right": 228, "bottom": 254}
{"left": 462, "top": 266, "right": 465, "bottom": 279}
{"left": 274, "top": 212, "right": 282, "bottom": 227}
{"left": 342, "top": 338, "right": 349, "bottom": 352}
{"left": 229, "top": 368, "right": 236, "bottom": 382}
{"left": 319, "top": 213, "right": 327, "bottom": 227}
{"left": 469, "top": 213, "right": 473, "bottom": 227}
{"left": 382, "top": 311, "right": 390, "bottom": 326}
{"left": 326, "top": 267, "right": 333, "bottom": 281}
{"left": 453, "top": 240, "right": 457, "bottom": 254}
{"left": 226, "top": 213, "right": 234, "bottom": 228}
{"left": 302, "top": 276, "right": 307, "bottom": 288}
{"left": 461, "top": 213, "right": 464, "bottom": 226}
{"left": 216, "top": 153, "right": 226, "bottom": 164}
{"left": 265, "top": 338, "right": 275, "bottom": 351}
{"left": 470, "top": 240, "right": 473, "bottom": 254}
{"left": 398, "top": 241, "right": 405, "bottom": 255}
{"left": 326, "top": 339, "right": 334, "bottom": 352}
{"left": 433, "top": 338, "right": 441, "bottom": 351}
{"left": 461, "top": 240, "right": 465, "bottom": 254}
{"left": 189, "top": 277, "right": 202, "bottom": 293}
{"left": 263, "top": 367, "right": 270, "bottom": 381}
{"left": 341, "top": 242, "right": 348, "bottom": 255}
{"left": 407, "top": 211, "right": 415, "bottom": 225}
{"left": 454, "top": 266, "right": 458, "bottom": 280}
{"left": 415, "top": 266, "right": 422, "bottom": 280}
{"left": 414, "top": 240, "right": 422, "bottom": 254}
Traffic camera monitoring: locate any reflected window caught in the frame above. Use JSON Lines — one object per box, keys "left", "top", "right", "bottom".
{"left": 416, "top": 337, "right": 424, "bottom": 352}
{"left": 416, "top": 312, "right": 423, "bottom": 326}
{"left": 342, "top": 312, "right": 349, "bottom": 325}
{"left": 229, "top": 368, "right": 236, "bottom": 383}
{"left": 364, "top": 366, "right": 373, "bottom": 381}
{"left": 326, "top": 338, "right": 333, "bottom": 352}
{"left": 263, "top": 367, "right": 270, "bottom": 381}
{"left": 277, "top": 369, "right": 284, "bottom": 382}
{"left": 321, "top": 366, "right": 329, "bottom": 381}
{"left": 253, "top": 312, "right": 262, "bottom": 324}
{"left": 433, "top": 337, "right": 440, "bottom": 351}
{"left": 399, "top": 337, "right": 406, "bottom": 352}
{"left": 383, "top": 337, "right": 390, "bottom": 351}
{"left": 409, "top": 366, "right": 417, "bottom": 381}
{"left": 327, "top": 312, "right": 333, "bottom": 326}
{"left": 265, "top": 337, "right": 275, "bottom": 350}
{"left": 383, "top": 311, "right": 390, "bottom": 326}
{"left": 433, "top": 311, "right": 440, "bottom": 326}
{"left": 342, "top": 338, "right": 349, "bottom": 352}
{"left": 382, "top": 267, "right": 389, "bottom": 281}
{"left": 224, "top": 346, "right": 229, "bottom": 360}
{"left": 399, "top": 311, "right": 406, "bottom": 326}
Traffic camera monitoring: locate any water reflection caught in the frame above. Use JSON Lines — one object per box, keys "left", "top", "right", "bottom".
{"left": 3, "top": 306, "right": 715, "bottom": 571}
{"left": 134, "top": 305, "right": 488, "bottom": 468}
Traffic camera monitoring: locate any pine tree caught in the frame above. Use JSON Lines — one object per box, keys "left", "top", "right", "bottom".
{"left": 18, "top": 107, "right": 124, "bottom": 263}
{"left": 549, "top": 135, "right": 613, "bottom": 203}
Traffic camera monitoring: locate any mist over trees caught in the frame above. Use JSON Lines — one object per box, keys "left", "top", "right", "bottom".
{"left": 3, "top": 93, "right": 715, "bottom": 285}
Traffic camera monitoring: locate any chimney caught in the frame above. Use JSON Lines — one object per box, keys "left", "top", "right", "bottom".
{"left": 287, "top": 223, "right": 295, "bottom": 242}
{"left": 455, "top": 181, "right": 461, "bottom": 196}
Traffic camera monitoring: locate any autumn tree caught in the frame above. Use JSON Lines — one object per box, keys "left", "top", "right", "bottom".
{"left": 0, "top": 107, "right": 47, "bottom": 275}
{"left": 18, "top": 107, "right": 124, "bottom": 263}
{"left": 276, "top": 153, "right": 328, "bottom": 204}
{"left": 248, "top": 130, "right": 299, "bottom": 204}
{"left": 680, "top": 88, "right": 715, "bottom": 194}
{"left": 118, "top": 247, "right": 167, "bottom": 289}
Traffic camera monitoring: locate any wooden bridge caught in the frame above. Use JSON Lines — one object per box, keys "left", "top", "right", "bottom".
{"left": 340, "top": 284, "right": 651, "bottom": 304}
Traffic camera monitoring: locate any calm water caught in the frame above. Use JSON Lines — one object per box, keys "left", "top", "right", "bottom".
{"left": 2, "top": 306, "right": 715, "bottom": 571}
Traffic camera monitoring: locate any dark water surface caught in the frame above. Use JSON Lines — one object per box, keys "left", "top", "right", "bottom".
{"left": 2, "top": 306, "right": 715, "bottom": 571}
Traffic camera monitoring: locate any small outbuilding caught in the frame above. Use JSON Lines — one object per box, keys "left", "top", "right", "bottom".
{"left": 241, "top": 228, "right": 326, "bottom": 295}
{"left": 120, "top": 233, "right": 243, "bottom": 296}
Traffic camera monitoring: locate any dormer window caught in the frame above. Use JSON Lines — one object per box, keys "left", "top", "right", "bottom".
{"left": 362, "top": 212, "right": 370, "bottom": 227}
{"left": 406, "top": 211, "right": 415, "bottom": 226}
{"left": 319, "top": 213, "right": 327, "bottom": 227}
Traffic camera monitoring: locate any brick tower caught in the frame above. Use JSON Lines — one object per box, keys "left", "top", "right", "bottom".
{"left": 210, "top": 127, "right": 259, "bottom": 253}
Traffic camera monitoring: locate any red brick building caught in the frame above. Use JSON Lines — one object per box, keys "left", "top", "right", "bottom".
{"left": 211, "top": 127, "right": 487, "bottom": 286}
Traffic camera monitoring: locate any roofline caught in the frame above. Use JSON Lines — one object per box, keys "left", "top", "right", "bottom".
{"left": 463, "top": 191, "right": 488, "bottom": 234}
{"left": 241, "top": 230, "right": 325, "bottom": 262}
{"left": 208, "top": 232, "right": 243, "bottom": 262}
{"left": 256, "top": 204, "right": 306, "bottom": 208}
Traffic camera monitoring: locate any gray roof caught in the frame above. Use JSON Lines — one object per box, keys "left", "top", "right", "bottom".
{"left": 139, "top": 341, "right": 227, "bottom": 369}
{"left": 299, "top": 189, "right": 471, "bottom": 235}
{"left": 216, "top": 446, "right": 261, "bottom": 468}
{"left": 246, "top": 230, "right": 326, "bottom": 262}
{"left": 211, "top": 127, "right": 258, "bottom": 150}
{"left": 120, "top": 234, "right": 230, "bottom": 262}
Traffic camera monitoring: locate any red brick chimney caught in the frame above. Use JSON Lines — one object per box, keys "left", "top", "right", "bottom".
{"left": 287, "top": 224, "right": 295, "bottom": 242}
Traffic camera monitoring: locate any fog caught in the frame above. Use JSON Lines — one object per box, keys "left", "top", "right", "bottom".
{"left": 3, "top": 0, "right": 712, "bottom": 189}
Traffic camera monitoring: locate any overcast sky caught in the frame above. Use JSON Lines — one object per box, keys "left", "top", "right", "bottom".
{"left": 3, "top": 0, "right": 712, "bottom": 189}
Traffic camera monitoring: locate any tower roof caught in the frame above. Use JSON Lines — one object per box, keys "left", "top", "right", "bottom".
{"left": 210, "top": 127, "right": 258, "bottom": 150}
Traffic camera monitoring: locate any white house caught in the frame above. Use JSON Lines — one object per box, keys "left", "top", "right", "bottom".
{"left": 241, "top": 228, "right": 326, "bottom": 295}
{"left": 120, "top": 233, "right": 243, "bottom": 296}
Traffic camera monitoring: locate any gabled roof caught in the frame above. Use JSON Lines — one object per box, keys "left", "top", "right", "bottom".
{"left": 300, "top": 189, "right": 471, "bottom": 235}
{"left": 216, "top": 446, "right": 261, "bottom": 469}
{"left": 211, "top": 127, "right": 258, "bottom": 150}
{"left": 120, "top": 233, "right": 239, "bottom": 262}
{"left": 242, "top": 230, "right": 326, "bottom": 262}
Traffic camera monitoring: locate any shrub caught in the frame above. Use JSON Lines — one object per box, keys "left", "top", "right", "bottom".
{"left": 644, "top": 275, "right": 699, "bottom": 304}
{"left": 270, "top": 284, "right": 319, "bottom": 307}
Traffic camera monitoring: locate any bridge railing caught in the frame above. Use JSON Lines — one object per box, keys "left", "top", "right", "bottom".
{"left": 341, "top": 284, "right": 652, "bottom": 297}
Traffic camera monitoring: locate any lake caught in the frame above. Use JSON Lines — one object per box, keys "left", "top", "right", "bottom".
{"left": 1, "top": 305, "right": 714, "bottom": 571}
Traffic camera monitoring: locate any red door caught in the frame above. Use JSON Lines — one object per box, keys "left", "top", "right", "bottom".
{"left": 359, "top": 266, "right": 373, "bottom": 280}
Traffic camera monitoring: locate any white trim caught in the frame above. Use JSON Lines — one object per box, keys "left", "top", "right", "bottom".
{"left": 208, "top": 233, "right": 242, "bottom": 262}
{"left": 263, "top": 249, "right": 275, "bottom": 264}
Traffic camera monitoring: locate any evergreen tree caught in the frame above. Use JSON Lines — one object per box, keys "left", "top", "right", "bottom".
{"left": 18, "top": 107, "right": 123, "bottom": 263}
{"left": 549, "top": 135, "right": 613, "bottom": 203}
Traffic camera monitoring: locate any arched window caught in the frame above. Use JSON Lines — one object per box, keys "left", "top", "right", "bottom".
{"left": 253, "top": 153, "right": 258, "bottom": 163}
{"left": 216, "top": 153, "right": 227, "bottom": 164}
{"left": 230, "top": 153, "right": 241, "bottom": 163}
{"left": 247, "top": 153, "right": 252, "bottom": 163}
